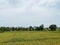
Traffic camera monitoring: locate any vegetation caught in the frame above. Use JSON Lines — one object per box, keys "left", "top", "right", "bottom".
{"left": 0, "top": 24, "right": 58, "bottom": 32}
{"left": 0, "top": 24, "right": 60, "bottom": 45}
{"left": 0, "top": 31, "right": 60, "bottom": 45}
{"left": 49, "top": 24, "right": 57, "bottom": 31}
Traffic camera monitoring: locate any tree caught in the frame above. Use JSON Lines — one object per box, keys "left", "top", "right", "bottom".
{"left": 40, "top": 24, "right": 44, "bottom": 31}
{"left": 29, "top": 26, "right": 33, "bottom": 31}
{"left": 49, "top": 24, "right": 57, "bottom": 31}
{"left": 11, "top": 27, "right": 15, "bottom": 31}
{"left": 35, "top": 26, "right": 40, "bottom": 31}
{"left": 33, "top": 24, "right": 44, "bottom": 31}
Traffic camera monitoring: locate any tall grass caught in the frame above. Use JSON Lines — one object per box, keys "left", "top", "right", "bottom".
{"left": 0, "top": 31, "right": 60, "bottom": 45}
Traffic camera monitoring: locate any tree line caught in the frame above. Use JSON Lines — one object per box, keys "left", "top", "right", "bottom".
{"left": 0, "top": 24, "right": 58, "bottom": 32}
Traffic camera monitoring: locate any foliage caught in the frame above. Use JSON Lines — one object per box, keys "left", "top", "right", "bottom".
{"left": 0, "top": 24, "right": 58, "bottom": 32}
{"left": 49, "top": 24, "right": 57, "bottom": 31}
{"left": 40, "top": 24, "right": 44, "bottom": 31}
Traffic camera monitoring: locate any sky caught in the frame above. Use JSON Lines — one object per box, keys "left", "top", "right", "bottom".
{"left": 0, "top": 0, "right": 60, "bottom": 27}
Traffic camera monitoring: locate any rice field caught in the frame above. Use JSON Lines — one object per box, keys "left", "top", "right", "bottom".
{"left": 0, "top": 31, "right": 60, "bottom": 45}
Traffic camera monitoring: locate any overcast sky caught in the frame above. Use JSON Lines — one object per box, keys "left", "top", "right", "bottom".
{"left": 0, "top": 0, "right": 60, "bottom": 27}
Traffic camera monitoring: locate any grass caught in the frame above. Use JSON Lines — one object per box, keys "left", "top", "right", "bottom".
{"left": 0, "top": 31, "right": 60, "bottom": 45}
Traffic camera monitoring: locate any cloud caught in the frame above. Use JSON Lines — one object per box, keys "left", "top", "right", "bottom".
{"left": 0, "top": 0, "right": 60, "bottom": 27}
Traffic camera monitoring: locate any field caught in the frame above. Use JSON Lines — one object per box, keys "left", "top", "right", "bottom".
{"left": 0, "top": 31, "right": 60, "bottom": 45}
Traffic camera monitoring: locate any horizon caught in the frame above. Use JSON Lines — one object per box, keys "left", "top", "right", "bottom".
{"left": 0, "top": 0, "right": 60, "bottom": 27}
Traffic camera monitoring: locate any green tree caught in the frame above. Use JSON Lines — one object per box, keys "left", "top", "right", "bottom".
{"left": 40, "top": 24, "right": 44, "bottom": 31}
{"left": 29, "top": 26, "right": 33, "bottom": 31}
{"left": 49, "top": 24, "right": 57, "bottom": 31}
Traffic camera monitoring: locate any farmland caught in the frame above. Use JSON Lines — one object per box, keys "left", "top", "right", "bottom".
{"left": 0, "top": 31, "right": 60, "bottom": 45}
